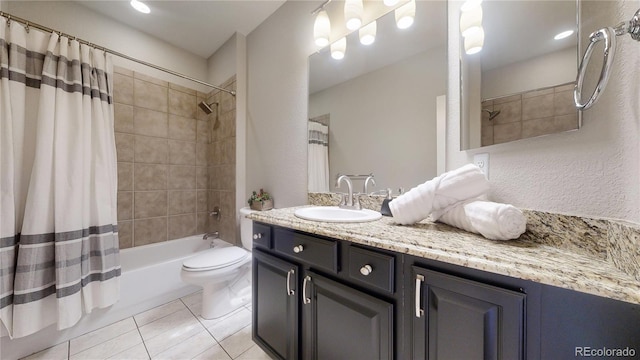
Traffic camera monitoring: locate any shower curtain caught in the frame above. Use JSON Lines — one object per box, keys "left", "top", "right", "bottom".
{"left": 0, "top": 18, "right": 121, "bottom": 339}
{"left": 307, "top": 120, "right": 330, "bottom": 192}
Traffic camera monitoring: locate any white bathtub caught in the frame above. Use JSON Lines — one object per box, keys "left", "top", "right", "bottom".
{"left": 2, "top": 235, "right": 212, "bottom": 360}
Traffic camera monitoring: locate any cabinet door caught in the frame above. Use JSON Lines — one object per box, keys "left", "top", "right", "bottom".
{"left": 411, "top": 266, "right": 525, "bottom": 360}
{"left": 253, "top": 249, "right": 299, "bottom": 360}
{"left": 302, "top": 270, "right": 393, "bottom": 360}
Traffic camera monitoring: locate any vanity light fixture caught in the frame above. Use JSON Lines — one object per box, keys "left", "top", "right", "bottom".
{"left": 383, "top": 0, "right": 400, "bottom": 6}
{"left": 464, "top": 27, "right": 485, "bottom": 54}
{"left": 344, "top": 0, "right": 364, "bottom": 30}
{"left": 314, "top": 10, "right": 331, "bottom": 47}
{"left": 331, "top": 37, "right": 347, "bottom": 60}
{"left": 554, "top": 29, "right": 574, "bottom": 40}
{"left": 130, "top": 0, "right": 150, "bottom": 14}
{"left": 395, "top": 0, "right": 416, "bottom": 29}
{"left": 359, "top": 21, "right": 377, "bottom": 45}
{"left": 459, "top": 5, "right": 482, "bottom": 38}
{"left": 460, "top": 0, "right": 482, "bottom": 12}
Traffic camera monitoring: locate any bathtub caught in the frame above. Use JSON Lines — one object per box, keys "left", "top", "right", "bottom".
{"left": 2, "top": 235, "right": 212, "bottom": 360}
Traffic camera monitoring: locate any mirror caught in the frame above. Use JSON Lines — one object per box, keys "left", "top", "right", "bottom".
{"left": 460, "top": 0, "right": 580, "bottom": 150}
{"left": 308, "top": 1, "right": 447, "bottom": 194}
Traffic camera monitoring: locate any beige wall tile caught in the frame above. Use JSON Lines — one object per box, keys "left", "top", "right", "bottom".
{"left": 114, "top": 73, "right": 133, "bottom": 105}
{"left": 196, "top": 142, "right": 208, "bottom": 166}
{"left": 169, "top": 82, "right": 197, "bottom": 96}
{"left": 197, "top": 213, "right": 208, "bottom": 234}
{"left": 210, "top": 142, "right": 222, "bottom": 166}
{"left": 196, "top": 167, "right": 208, "bottom": 190}
{"left": 118, "top": 221, "right": 133, "bottom": 249}
{"left": 115, "top": 103, "right": 134, "bottom": 134}
{"left": 134, "top": 108, "right": 168, "bottom": 138}
{"left": 554, "top": 90, "right": 576, "bottom": 116}
{"left": 118, "top": 162, "right": 134, "bottom": 191}
{"left": 492, "top": 93, "right": 520, "bottom": 105}
{"left": 522, "top": 87, "right": 554, "bottom": 99}
{"left": 168, "top": 115, "right": 197, "bottom": 141}
{"left": 134, "top": 79, "right": 168, "bottom": 113}
{"left": 218, "top": 190, "right": 236, "bottom": 243}
{"left": 118, "top": 191, "right": 133, "bottom": 221}
{"left": 197, "top": 190, "right": 208, "bottom": 213}
{"left": 522, "top": 117, "right": 557, "bottom": 139}
{"left": 168, "top": 214, "right": 196, "bottom": 240}
{"left": 554, "top": 83, "right": 575, "bottom": 93}
{"left": 209, "top": 166, "right": 220, "bottom": 190}
{"left": 168, "top": 165, "right": 196, "bottom": 190}
{"left": 168, "top": 140, "right": 196, "bottom": 165}
{"left": 522, "top": 94, "right": 554, "bottom": 121}
{"left": 554, "top": 113, "right": 580, "bottom": 132}
{"left": 208, "top": 191, "right": 221, "bottom": 212}
{"left": 169, "top": 89, "right": 196, "bottom": 119}
{"left": 222, "top": 138, "right": 236, "bottom": 165}
{"left": 196, "top": 120, "right": 210, "bottom": 143}
{"left": 168, "top": 190, "right": 197, "bottom": 215}
{"left": 219, "top": 110, "right": 236, "bottom": 138}
{"left": 114, "top": 66, "right": 134, "bottom": 77}
{"left": 116, "top": 133, "right": 135, "bottom": 162}
{"left": 135, "top": 136, "right": 168, "bottom": 164}
{"left": 220, "top": 94, "right": 235, "bottom": 113}
{"left": 493, "top": 122, "right": 522, "bottom": 144}
{"left": 134, "top": 217, "right": 167, "bottom": 246}
{"left": 219, "top": 165, "right": 235, "bottom": 192}
{"left": 493, "top": 100, "right": 521, "bottom": 125}
{"left": 135, "top": 191, "right": 167, "bottom": 218}
{"left": 135, "top": 164, "right": 167, "bottom": 191}
{"left": 481, "top": 105, "right": 492, "bottom": 127}
{"left": 481, "top": 126, "right": 493, "bottom": 147}
{"left": 134, "top": 72, "right": 169, "bottom": 87}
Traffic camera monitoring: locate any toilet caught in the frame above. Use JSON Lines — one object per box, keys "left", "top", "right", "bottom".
{"left": 180, "top": 207, "right": 255, "bottom": 319}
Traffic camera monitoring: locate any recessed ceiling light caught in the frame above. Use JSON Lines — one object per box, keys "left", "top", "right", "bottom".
{"left": 554, "top": 30, "right": 574, "bottom": 40}
{"left": 130, "top": 0, "right": 150, "bottom": 14}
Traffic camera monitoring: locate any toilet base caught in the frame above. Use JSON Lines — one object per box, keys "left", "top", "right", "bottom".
{"left": 200, "top": 268, "right": 252, "bottom": 319}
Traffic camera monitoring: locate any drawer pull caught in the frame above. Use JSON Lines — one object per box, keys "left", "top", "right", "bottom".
{"left": 415, "top": 274, "right": 425, "bottom": 318}
{"left": 303, "top": 276, "right": 312, "bottom": 304}
{"left": 293, "top": 245, "right": 304, "bottom": 253}
{"left": 253, "top": 233, "right": 262, "bottom": 240}
{"left": 286, "top": 269, "right": 295, "bottom": 296}
{"left": 360, "top": 264, "right": 373, "bottom": 276}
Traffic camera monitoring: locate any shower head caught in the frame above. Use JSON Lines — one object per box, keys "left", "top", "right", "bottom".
{"left": 198, "top": 101, "right": 218, "bottom": 114}
{"left": 482, "top": 108, "right": 501, "bottom": 120}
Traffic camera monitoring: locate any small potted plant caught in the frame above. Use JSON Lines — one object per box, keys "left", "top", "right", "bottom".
{"left": 248, "top": 189, "right": 273, "bottom": 211}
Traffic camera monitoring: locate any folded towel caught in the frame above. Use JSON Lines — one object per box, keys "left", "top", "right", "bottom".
{"left": 389, "top": 164, "right": 490, "bottom": 225}
{"left": 436, "top": 200, "right": 527, "bottom": 240}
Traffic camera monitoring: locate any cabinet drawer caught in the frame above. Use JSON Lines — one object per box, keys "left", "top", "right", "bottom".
{"left": 348, "top": 246, "right": 395, "bottom": 294}
{"left": 252, "top": 223, "right": 272, "bottom": 249}
{"left": 273, "top": 228, "right": 338, "bottom": 273}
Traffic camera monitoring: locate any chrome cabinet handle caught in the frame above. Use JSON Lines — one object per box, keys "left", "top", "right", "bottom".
{"left": 293, "top": 245, "right": 304, "bottom": 253}
{"left": 253, "top": 233, "right": 262, "bottom": 240}
{"left": 303, "top": 276, "right": 311, "bottom": 304}
{"left": 286, "top": 269, "right": 295, "bottom": 296}
{"left": 360, "top": 264, "right": 373, "bottom": 276}
{"left": 415, "top": 274, "right": 425, "bottom": 318}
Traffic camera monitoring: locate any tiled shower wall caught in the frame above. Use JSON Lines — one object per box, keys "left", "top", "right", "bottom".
{"left": 481, "top": 83, "right": 578, "bottom": 146}
{"left": 113, "top": 66, "right": 237, "bottom": 248}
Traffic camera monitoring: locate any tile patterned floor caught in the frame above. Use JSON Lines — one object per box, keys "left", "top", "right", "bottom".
{"left": 21, "top": 291, "right": 270, "bottom": 360}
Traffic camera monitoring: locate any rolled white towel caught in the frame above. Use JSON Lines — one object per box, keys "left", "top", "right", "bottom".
{"left": 437, "top": 200, "right": 527, "bottom": 240}
{"left": 389, "top": 164, "right": 490, "bottom": 225}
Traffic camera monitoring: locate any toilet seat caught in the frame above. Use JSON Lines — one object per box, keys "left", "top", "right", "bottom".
{"left": 182, "top": 247, "right": 249, "bottom": 272}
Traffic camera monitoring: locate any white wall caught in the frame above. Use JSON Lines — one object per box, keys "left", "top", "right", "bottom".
{"left": 309, "top": 48, "right": 446, "bottom": 192}
{"left": 482, "top": 47, "right": 577, "bottom": 99}
{"left": 447, "top": 0, "right": 640, "bottom": 222}
{"left": 4, "top": 1, "right": 209, "bottom": 92}
{"left": 207, "top": 34, "right": 237, "bottom": 87}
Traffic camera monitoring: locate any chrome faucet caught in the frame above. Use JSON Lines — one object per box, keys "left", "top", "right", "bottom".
{"left": 363, "top": 175, "right": 376, "bottom": 194}
{"left": 203, "top": 231, "right": 219, "bottom": 240}
{"left": 336, "top": 175, "right": 361, "bottom": 210}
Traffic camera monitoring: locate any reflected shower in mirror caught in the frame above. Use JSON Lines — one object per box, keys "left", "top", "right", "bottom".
{"left": 460, "top": 0, "right": 580, "bottom": 150}
{"left": 308, "top": 1, "right": 447, "bottom": 193}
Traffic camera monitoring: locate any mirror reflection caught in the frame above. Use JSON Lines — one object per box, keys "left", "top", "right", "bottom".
{"left": 308, "top": 1, "right": 447, "bottom": 194}
{"left": 460, "top": 0, "right": 580, "bottom": 150}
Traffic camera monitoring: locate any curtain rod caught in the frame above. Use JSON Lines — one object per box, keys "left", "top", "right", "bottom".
{"left": 0, "top": 11, "right": 236, "bottom": 96}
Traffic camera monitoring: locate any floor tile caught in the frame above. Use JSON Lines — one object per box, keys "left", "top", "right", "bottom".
{"left": 144, "top": 319, "right": 206, "bottom": 357}
{"left": 134, "top": 300, "right": 186, "bottom": 327}
{"left": 21, "top": 342, "right": 69, "bottom": 360}
{"left": 70, "top": 318, "right": 137, "bottom": 355}
{"left": 70, "top": 329, "right": 142, "bottom": 360}
{"left": 235, "top": 344, "right": 271, "bottom": 360}
{"left": 191, "top": 344, "right": 232, "bottom": 360}
{"left": 138, "top": 308, "right": 200, "bottom": 342}
{"left": 180, "top": 291, "right": 202, "bottom": 314}
{"left": 197, "top": 306, "right": 246, "bottom": 329}
{"left": 106, "top": 343, "right": 150, "bottom": 360}
{"left": 204, "top": 308, "right": 252, "bottom": 342}
{"left": 218, "top": 325, "right": 253, "bottom": 359}
{"left": 151, "top": 328, "right": 217, "bottom": 360}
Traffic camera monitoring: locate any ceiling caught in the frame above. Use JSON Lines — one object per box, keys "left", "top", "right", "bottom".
{"left": 76, "top": 0, "right": 286, "bottom": 59}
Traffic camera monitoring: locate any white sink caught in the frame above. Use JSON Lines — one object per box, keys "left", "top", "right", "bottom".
{"left": 294, "top": 206, "right": 382, "bottom": 223}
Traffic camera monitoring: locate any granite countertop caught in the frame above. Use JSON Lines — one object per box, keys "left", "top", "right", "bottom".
{"left": 248, "top": 206, "right": 640, "bottom": 306}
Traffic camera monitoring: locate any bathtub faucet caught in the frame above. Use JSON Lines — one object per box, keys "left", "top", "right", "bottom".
{"left": 203, "top": 231, "right": 219, "bottom": 240}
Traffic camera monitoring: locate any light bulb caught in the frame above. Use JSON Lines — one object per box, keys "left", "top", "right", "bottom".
{"left": 331, "top": 37, "right": 347, "bottom": 60}
{"left": 359, "top": 21, "right": 377, "bottom": 45}
{"left": 395, "top": 0, "right": 416, "bottom": 29}
{"left": 460, "top": 0, "right": 482, "bottom": 12}
{"left": 464, "top": 27, "right": 484, "bottom": 54}
{"left": 460, "top": 5, "right": 482, "bottom": 37}
{"left": 383, "top": 0, "right": 399, "bottom": 6}
{"left": 130, "top": 0, "right": 150, "bottom": 14}
{"left": 344, "top": 0, "right": 364, "bottom": 30}
{"left": 554, "top": 30, "right": 574, "bottom": 40}
{"left": 314, "top": 10, "right": 331, "bottom": 47}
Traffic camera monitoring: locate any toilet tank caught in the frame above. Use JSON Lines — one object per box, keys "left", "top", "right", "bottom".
{"left": 239, "top": 207, "right": 255, "bottom": 250}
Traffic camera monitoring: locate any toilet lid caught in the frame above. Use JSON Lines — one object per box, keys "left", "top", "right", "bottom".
{"left": 183, "top": 247, "right": 249, "bottom": 271}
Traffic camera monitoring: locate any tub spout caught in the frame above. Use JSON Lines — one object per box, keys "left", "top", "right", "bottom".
{"left": 203, "top": 231, "right": 219, "bottom": 240}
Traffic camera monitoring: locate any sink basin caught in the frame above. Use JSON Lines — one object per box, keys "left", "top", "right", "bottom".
{"left": 294, "top": 206, "right": 382, "bottom": 223}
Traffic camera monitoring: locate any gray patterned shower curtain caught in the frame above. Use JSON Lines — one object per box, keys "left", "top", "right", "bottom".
{"left": 0, "top": 17, "right": 121, "bottom": 339}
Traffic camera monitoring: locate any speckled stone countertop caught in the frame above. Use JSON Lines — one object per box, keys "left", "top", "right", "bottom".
{"left": 248, "top": 206, "right": 640, "bottom": 306}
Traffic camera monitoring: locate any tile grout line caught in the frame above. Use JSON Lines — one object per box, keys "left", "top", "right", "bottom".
{"left": 180, "top": 298, "right": 237, "bottom": 360}
{"left": 132, "top": 316, "right": 152, "bottom": 360}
